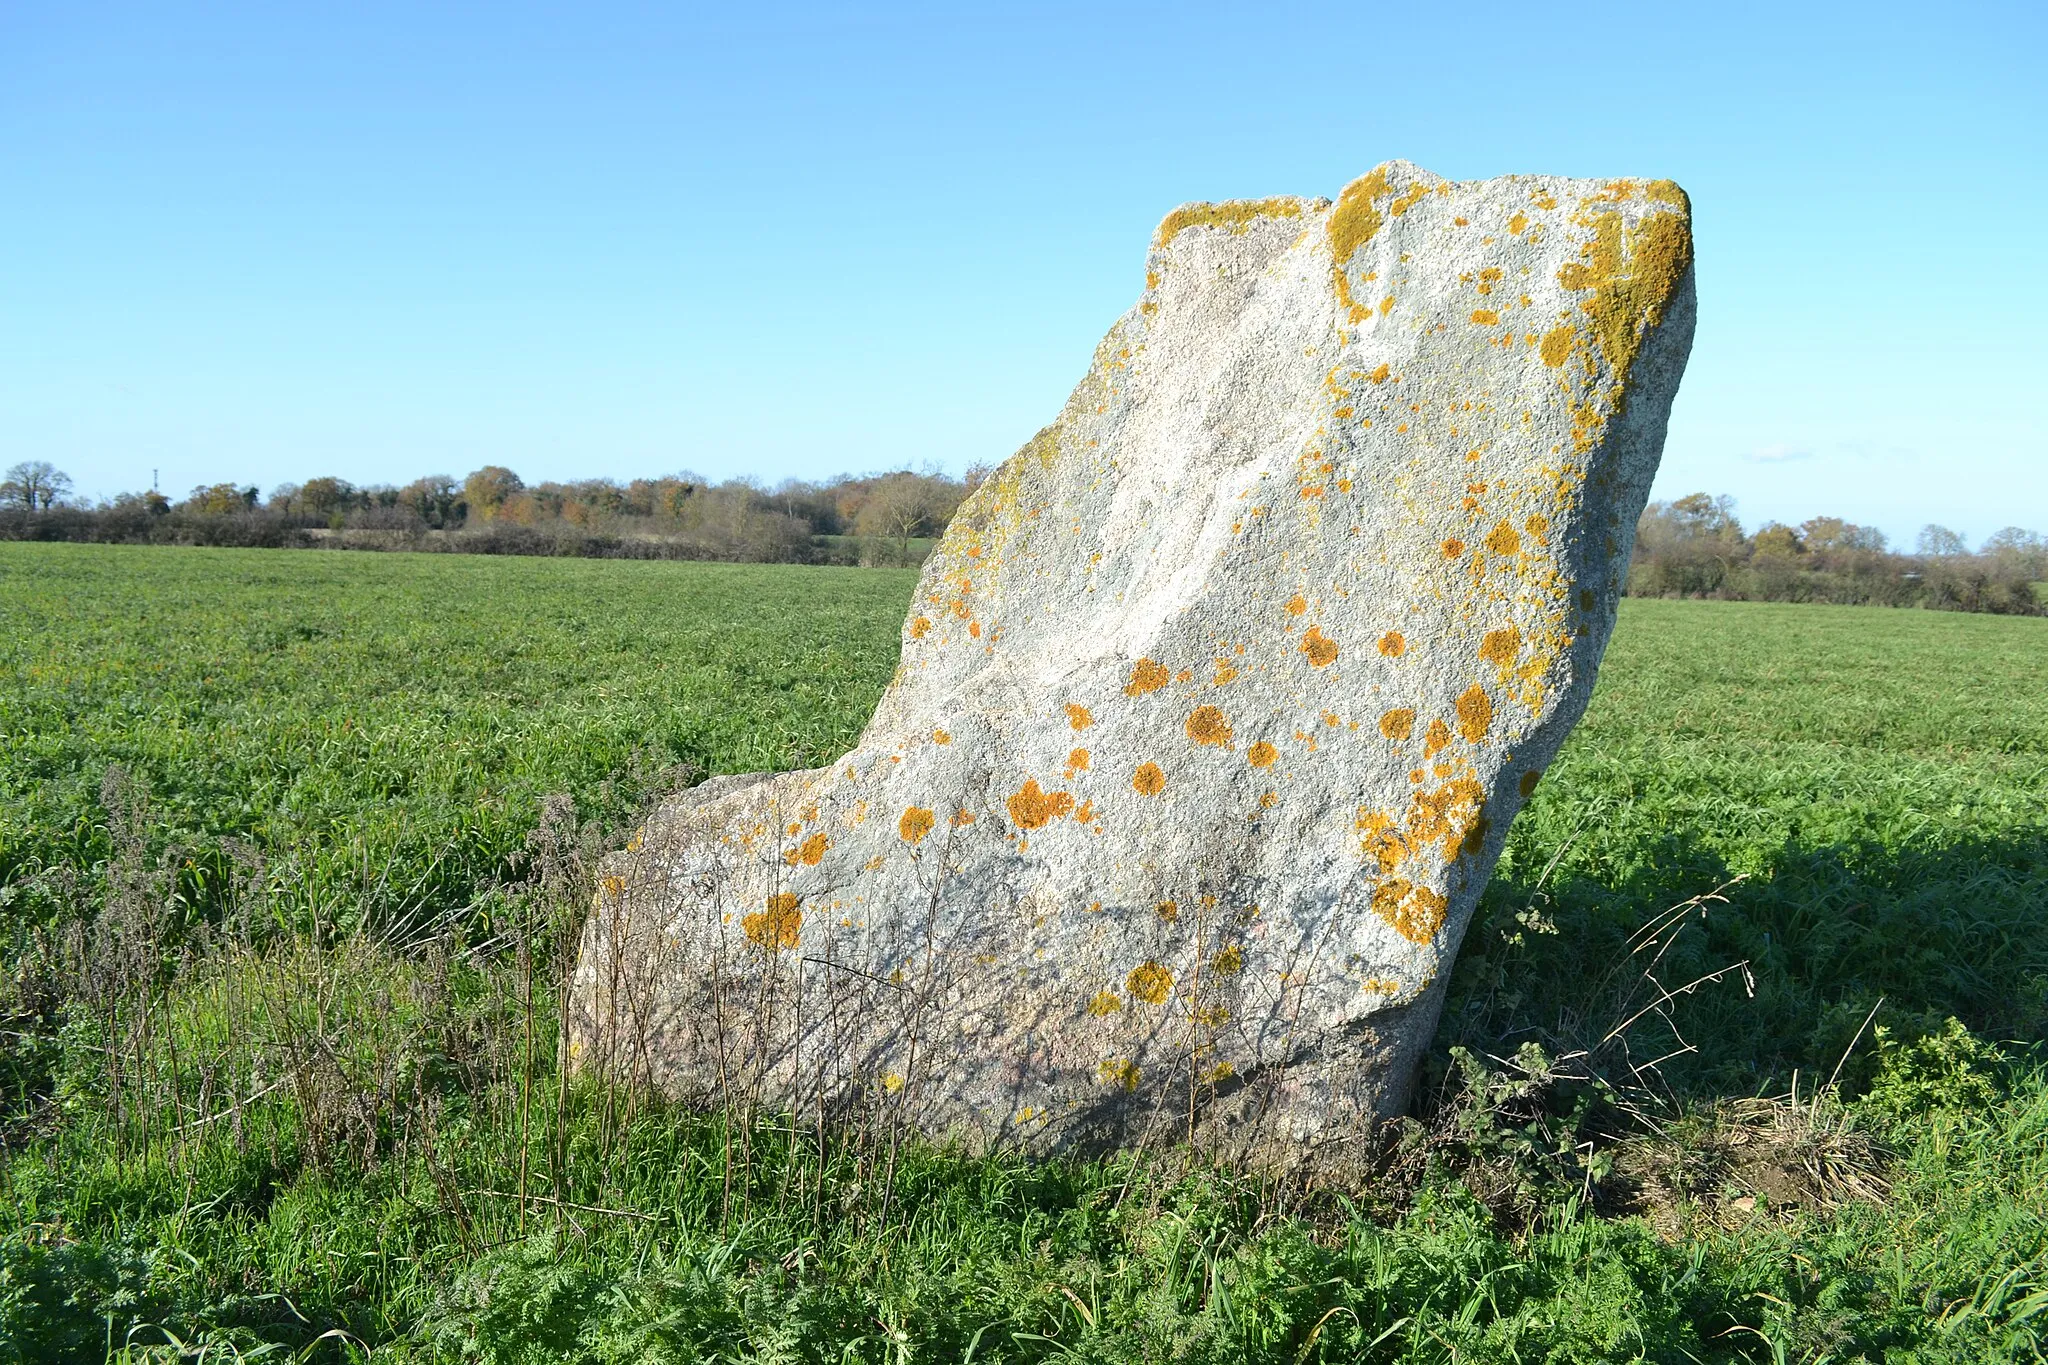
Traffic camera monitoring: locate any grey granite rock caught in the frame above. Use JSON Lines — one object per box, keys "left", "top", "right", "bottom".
{"left": 569, "top": 162, "right": 1695, "bottom": 1162}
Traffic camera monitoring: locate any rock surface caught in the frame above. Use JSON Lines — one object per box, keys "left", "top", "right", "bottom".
{"left": 570, "top": 162, "right": 1695, "bottom": 1161}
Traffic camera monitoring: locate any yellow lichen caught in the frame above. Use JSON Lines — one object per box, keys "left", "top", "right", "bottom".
{"left": 1327, "top": 166, "right": 1391, "bottom": 321}
{"left": 1556, "top": 204, "right": 1693, "bottom": 400}
{"left": 1154, "top": 196, "right": 1307, "bottom": 248}
{"left": 1131, "top": 762, "right": 1166, "bottom": 796}
{"left": 1126, "top": 961, "right": 1173, "bottom": 1004}
{"left": 899, "top": 807, "right": 935, "bottom": 845}
{"left": 1087, "top": 990, "right": 1123, "bottom": 1017}
{"left": 1301, "top": 627, "right": 1339, "bottom": 667}
{"left": 1098, "top": 1057, "right": 1141, "bottom": 1092}
{"left": 1379, "top": 707, "right": 1415, "bottom": 741}
{"left": 1247, "top": 740, "right": 1278, "bottom": 768}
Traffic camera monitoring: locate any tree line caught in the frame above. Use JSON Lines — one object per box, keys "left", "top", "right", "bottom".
{"left": 1630, "top": 493, "right": 2045, "bottom": 615}
{"left": 3, "top": 459, "right": 2043, "bottom": 613}
{"left": 0, "top": 459, "right": 982, "bottom": 566}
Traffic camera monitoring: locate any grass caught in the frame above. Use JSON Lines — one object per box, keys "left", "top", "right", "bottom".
{"left": 1, "top": 544, "right": 2044, "bottom": 1362}
{"left": 0, "top": 544, "right": 914, "bottom": 932}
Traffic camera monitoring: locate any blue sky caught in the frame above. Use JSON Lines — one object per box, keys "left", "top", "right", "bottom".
{"left": 2, "top": 1, "right": 2043, "bottom": 547}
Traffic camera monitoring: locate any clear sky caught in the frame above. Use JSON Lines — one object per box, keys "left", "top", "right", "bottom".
{"left": 3, "top": 1, "right": 2043, "bottom": 547}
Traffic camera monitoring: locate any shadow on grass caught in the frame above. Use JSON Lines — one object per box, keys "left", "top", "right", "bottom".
{"left": 1439, "top": 827, "right": 2048, "bottom": 1101}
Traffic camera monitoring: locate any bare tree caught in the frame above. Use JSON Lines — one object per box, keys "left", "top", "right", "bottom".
{"left": 855, "top": 473, "right": 936, "bottom": 563}
{"left": 1, "top": 461, "right": 73, "bottom": 510}
{"left": 1916, "top": 524, "right": 1968, "bottom": 557}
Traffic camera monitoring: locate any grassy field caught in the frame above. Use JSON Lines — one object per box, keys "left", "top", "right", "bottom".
{"left": 1, "top": 542, "right": 2044, "bottom": 1362}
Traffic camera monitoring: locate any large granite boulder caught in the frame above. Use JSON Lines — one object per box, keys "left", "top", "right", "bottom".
{"left": 570, "top": 162, "right": 1694, "bottom": 1161}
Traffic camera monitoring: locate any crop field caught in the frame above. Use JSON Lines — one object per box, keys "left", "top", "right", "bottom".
{"left": 1, "top": 541, "right": 2045, "bottom": 1362}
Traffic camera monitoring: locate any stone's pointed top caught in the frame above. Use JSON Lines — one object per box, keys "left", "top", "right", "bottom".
{"left": 574, "top": 166, "right": 1695, "bottom": 1167}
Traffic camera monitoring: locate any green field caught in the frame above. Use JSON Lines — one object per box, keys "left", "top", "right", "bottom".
{"left": 2, "top": 542, "right": 2045, "bottom": 1362}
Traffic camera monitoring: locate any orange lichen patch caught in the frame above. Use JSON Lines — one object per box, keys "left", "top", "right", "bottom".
{"left": 1258, "top": 789, "right": 1279, "bottom": 810}
{"left": 1378, "top": 630, "right": 1407, "bottom": 657}
{"left": 1087, "top": 990, "right": 1123, "bottom": 1016}
{"left": 1441, "top": 538, "right": 1466, "bottom": 558}
{"left": 1389, "top": 181, "right": 1431, "bottom": 216}
{"left": 1065, "top": 703, "right": 1094, "bottom": 730}
{"left": 1356, "top": 811, "right": 1404, "bottom": 874}
{"left": 1540, "top": 326, "right": 1574, "bottom": 367}
{"left": 909, "top": 616, "right": 932, "bottom": 639}
{"left": 1478, "top": 266, "right": 1503, "bottom": 293}
{"left": 1328, "top": 166, "right": 1391, "bottom": 320}
{"left": 599, "top": 874, "right": 625, "bottom": 902}
{"left": 1284, "top": 593, "right": 1309, "bottom": 616}
{"left": 1131, "top": 762, "right": 1166, "bottom": 796}
{"left": 899, "top": 807, "right": 936, "bottom": 844}
{"left": 1124, "top": 657, "right": 1171, "bottom": 696}
{"left": 1155, "top": 196, "right": 1305, "bottom": 247}
{"left": 1186, "top": 705, "right": 1234, "bottom": 746}
{"left": 1424, "top": 719, "right": 1452, "bottom": 757}
{"left": 932, "top": 728, "right": 952, "bottom": 745}
{"left": 1379, "top": 707, "right": 1415, "bottom": 741}
{"left": 1519, "top": 769, "right": 1543, "bottom": 798}
{"left": 1145, "top": 269, "right": 1160, "bottom": 289}
{"left": 1508, "top": 211, "right": 1529, "bottom": 235}
{"left": 1479, "top": 626, "right": 1522, "bottom": 668}
{"left": 1322, "top": 711, "right": 1342, "bottom": 727}
{"left": 1455, "top": 685, "right": 1494, "bottom": 743}
{"left": 1065, "top": 747, "right": 1091, "bottom": 774}
{"left": 1098, "top": 1058, "right": 1141, "bottom": 1091}
{"left": 1126, "top": 961, "right": 1173, "bottom": 1005}
{"left": 1007, "top": 780, "right": 1076, "bottom": 830}
{"left": 1301, "top": 627, "right": 1339, "bottom": 667}
{"left": 1247, "top": 740, "right": 1278, "bottom": 768}
{"left": 968, "top": 621, "right": 982, "bottom": 639}
{"left": 1155, "top": 900, "right": 1179, "bottom": 924}
{"left": 1485, "top": 520, "right": 1522, "bottom": 558}
{"left": 1471, "top": 308, "right": 1500, "bottom": 325}
{"left": 950, "top": 809, "right": 976, "bottom": 827}
{"left": 1213, "top": 658, "right": 1239, "bottom": 684}
{"left": 785, "top": 832, "right": 830, "bottom": 866}
{"left": 1525, "top": 512, "right": 1551, "bottom": 543}
{"left": 1213, "top": 943, "right": 1245, "bottom": 975}
{"left": 1371, "top": 878, "right": 1448, "bottom": 944}
{"left": 1175, "top": 667, "right": 1194, "bottom": 683}
{"left": 1379, "top": 295, "right": 1395, "bottom": 317}
{"left": 1072, "top": 799, "right": 1094, "bottom": 825}
{"left": 743, "top": 893, "right": 803, "bottom": 951}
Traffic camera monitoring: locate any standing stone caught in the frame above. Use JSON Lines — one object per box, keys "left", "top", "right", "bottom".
{"left": 570, "top": 162, "right": 1694, "bottom": 1162}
